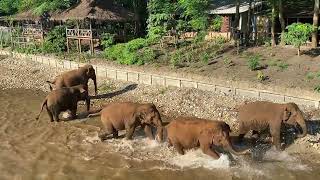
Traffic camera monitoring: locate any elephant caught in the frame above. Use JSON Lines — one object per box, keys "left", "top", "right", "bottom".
{"left": 88, "top": 102, "right": 164, "bottom": 142}
{"left": 166, "top": 117, "right": 250, "bottom": 159}
{"left": 46, "top": 64, "right": 97, "bottom": 95}
{"left": 35, "top": 84, "right": 90, "bottom": 122}
{"left": 237, "top": 101, "right": 307, "bottom": 150}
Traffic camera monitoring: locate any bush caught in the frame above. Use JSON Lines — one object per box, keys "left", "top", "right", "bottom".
{"left": 170, "top": 50, "right": 183, "bottom": 68}
{"left": 104, "top": 38, "right": 154, "bottom": 65}
{"left": 257, "top": 71, "right": 266, "bottom": 81}
{"left": 104, "top": 43, "right": 125, "bottom": 61}
{"left": 283, "top": 23, "right": 313, "bottom": 56}
{"left": 42, "top": 26, "right": 66, "bottom": 54}
{"left": 200, "top": 52, "right": 210, "bottom": 64}
{"left": 101, "top": 33, "right": 115, "bottom": 49}
{"left": 277, "top": 62, "right": 289, "bottom": 71}
{"left": 247, "top": 55, "right": 261, "bottom": 71}
{"left": 211, "top": 15, "right": 223, "bottom": 31}
{"left": 126, "top": 38, "right": 148, "bottom": 51}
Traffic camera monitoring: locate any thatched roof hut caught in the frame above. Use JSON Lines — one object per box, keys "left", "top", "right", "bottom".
{"left": 50, "top": 0, "right": 134, "bottom": 22}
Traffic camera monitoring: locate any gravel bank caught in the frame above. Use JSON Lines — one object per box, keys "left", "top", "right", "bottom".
{"left": 1, "top": 55, "right": 320, "bottom": 156}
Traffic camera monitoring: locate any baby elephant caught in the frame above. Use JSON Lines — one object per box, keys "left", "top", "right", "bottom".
{"left": 166, "top": 117, "right": 250, "bottom": 159}
{"left": 237, "top": 101, "right": 307, "bottom": 150}
{"left": 36, "top": 85, "right": 90, "bottom": 122}
{"left": 46, "top": 64, "right": 97, "bottom": 95}
{"left": 89, "top": 102, "right": 164, "bottom": 142}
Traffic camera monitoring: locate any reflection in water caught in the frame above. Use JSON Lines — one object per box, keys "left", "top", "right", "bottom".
{"left": 0, "top": 89, "right": 318, "bottom": 180}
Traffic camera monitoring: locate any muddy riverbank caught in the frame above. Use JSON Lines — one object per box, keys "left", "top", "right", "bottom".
{"left": 1, "top": 55, "right": 320, "bottom": 179}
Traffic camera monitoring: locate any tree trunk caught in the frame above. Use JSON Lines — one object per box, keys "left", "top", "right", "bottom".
{"left": 233, "top": 0, "right": 240, "bottom": 45}
{"left": 279, "top": 0, "right": 286, "bottom": 46}
{"left": 312, "top": 0, "right": 319, "bottom": 48}
{"left": 246, "top": 0, "right": 253, "bottom": 45}
{"left": 271, "top": 0, "right": 276, "bottom": 47}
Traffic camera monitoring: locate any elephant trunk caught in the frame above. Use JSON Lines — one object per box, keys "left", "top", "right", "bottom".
{"left": 154, "top": 112, "right": 164, "bottom": 142}
{"left": 296, "top": 113, "right": 307, "bottom": 138}
{"left": 225, "top": 136, "right": 251, "bottom": 156}
{"left": 92, "top": 75, "right": 97, "bottom": 96}
{"left": 156, "top": 126, "right": 164, "bottom": 142}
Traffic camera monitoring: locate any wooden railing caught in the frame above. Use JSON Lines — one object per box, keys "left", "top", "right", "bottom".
{"left": 66, "top": 28, "right": 92, "bottom": 38}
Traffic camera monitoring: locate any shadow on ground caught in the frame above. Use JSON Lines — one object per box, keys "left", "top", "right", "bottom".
{"left": 90, "top": 83, "right": 138, "bottom": 100}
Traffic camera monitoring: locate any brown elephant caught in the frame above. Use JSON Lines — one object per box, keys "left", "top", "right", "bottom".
{"left": 237, "top": 101, "right": 307, "bottom": 150}
{"left": 166, "top": 117, "right": 250, "bottom": 159}
{"left": 36, "top": 85, "right": 90, "bottom": 122}
{"left": 46, "top": 64, "right": 97, "bottom": 95}
{"left": 88, "top": 102, "right": 164, "bottom": 142}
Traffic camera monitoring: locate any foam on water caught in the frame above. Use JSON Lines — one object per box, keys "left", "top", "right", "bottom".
{"left": 168, "top": 149, "right": 231, "bottom": 170}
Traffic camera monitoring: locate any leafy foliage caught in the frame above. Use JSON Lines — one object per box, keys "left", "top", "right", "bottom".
{"left": 178, "top": 0, "right": 209, "bottom": 31}
{"left": 0, "top": 0, "right": 20, "bottom": 15}
{"left": 283, "top": 23, "right": 313, "bottom": 55}
{"left": 147, "top": 0, "right": 176, "bottom": 40}
{"left": 42, "top": 26, "right": 66, "bottom": 53}
{"left": 104, "top": 38, "right": 155, "bottom": 65}
{"left": 101, "top": 33, "right": 115, "bottom": 49}
{"left": 210, "top": 15, "right": 223, "bottom": 31}
{"left": 247, "top": 55, "right": 261, "bottom": 71}
{"left": 17, "top": 0, "right": 77, "bottom": 15}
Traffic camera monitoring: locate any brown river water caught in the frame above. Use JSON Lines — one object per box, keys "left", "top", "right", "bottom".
{"left": 1, "top": 88, "right": 320, "bottom": 180}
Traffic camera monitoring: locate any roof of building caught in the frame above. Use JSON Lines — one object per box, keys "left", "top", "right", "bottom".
{"left": 209, "top": 0, "right": 263, "bottom": 15}
{"left": 50, "top": 0, "right": 134, "bottom": 21}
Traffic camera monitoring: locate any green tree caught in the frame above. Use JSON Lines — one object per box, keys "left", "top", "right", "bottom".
{"left": 284, "top": 23, "right": 313, "bottom": 56}
{"left": 147, "top": 0, "right": 176, "bottom": 40}
{"left": 178, "top": 0, "right": 209, "bottom": 31}
{"left": 0, "top": 0, "right": 20, "bottom": 15}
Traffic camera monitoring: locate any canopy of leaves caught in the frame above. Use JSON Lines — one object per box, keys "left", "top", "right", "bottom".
{"left": 283, "top": 23, "right": 313, "bottom": 48}
{"left": 0, "top": 0, "right": 78, "bottom": 16}
{"left": 147, "top": 0, "right": 176, "bottom": 40}
{"left": 0, "top": 0, "right": 20, "bottom": 15}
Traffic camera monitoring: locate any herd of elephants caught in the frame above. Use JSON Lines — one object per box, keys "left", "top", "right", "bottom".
{"left": 35, "top": 64, "right": 308, "bottom": 160}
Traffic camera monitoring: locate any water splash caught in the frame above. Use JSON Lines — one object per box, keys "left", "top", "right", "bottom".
{"left": 168, "top": 149, "right": 231, "bottom": 170}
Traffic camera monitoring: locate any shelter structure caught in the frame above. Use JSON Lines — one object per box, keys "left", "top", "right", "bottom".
{"left": 0, "top": 10, "right": 47, "bottom": 48}
{"left": 208, "top": 0, "right": 265, "bottom": 42}
{"left": 50, "top": 0, "right": 134, "bottom": 54}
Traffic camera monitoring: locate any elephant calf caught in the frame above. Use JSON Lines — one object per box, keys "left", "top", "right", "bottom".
{"left": 166, "top": 117, "right": 250, "bottom": 159}
{"left": 88, "top": 102, "right": 164, "bottom": 142}
{"left": 36, "top": 85, "right": 90, "bottom": 122}
{"left": 46, "top": 64, "right": 97, "bottom": 95}
{"left": 237, "top": 101, "right": 307, "bottom": 150}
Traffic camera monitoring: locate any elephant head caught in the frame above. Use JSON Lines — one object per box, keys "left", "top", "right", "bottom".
{"left": 80, "top": 65, "right": 97, "bottom": 95}
{"left": 202, "top": 123, "right": 250, "bottom": 156}
{"left": 136, "top": 103, "right": 164, "bottom": 142}
{"left": 282, "top": 103, "right": 307, "bottom": 138}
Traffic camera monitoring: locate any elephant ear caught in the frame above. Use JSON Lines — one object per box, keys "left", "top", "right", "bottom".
{"left": 200, "top": 129, "right": 216, "bottom": 145}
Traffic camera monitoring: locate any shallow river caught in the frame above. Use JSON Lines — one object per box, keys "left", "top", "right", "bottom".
{"left": 0, "top": 89, "right": 320, "bottom": 180}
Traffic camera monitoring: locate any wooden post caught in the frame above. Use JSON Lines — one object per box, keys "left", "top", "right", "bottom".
{"left": 90, "top": 21, "right": 93, "bottom": 54}
{"left": 66, "top": 27, "right": 69, "bottom": 53}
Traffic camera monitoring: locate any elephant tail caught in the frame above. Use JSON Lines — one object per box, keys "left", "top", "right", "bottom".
{"left": 87, "top": 108, "right": 103, "bottom": 117}
{"left": 35, "top": 99, "right": 47, "bottom": 120}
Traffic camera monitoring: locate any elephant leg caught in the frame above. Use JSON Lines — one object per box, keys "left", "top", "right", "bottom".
{"left": 125, "top": 126, "right": 136, "bottom": 140}
{"left": 99, "top": 122, "right": 114, "bottom": 140}
{"left": 270, "top": 126, "right": 282, "bottom": 150}
{"left": 172, "top": 141, "right": 184, "bottom": 155}
{"left": 238, "top": 123, "right": 247, "bottom": 143}
{"left": 46, "top": 107, "right": 54, "bottom": 122}
{"left": 112, "top": 128, "right": 119, "bottom": 139}
{"left": 51, "top": 107, "right": 60, "bottom": 122}
{"left": 142, "top": 124, "right": 154, "bottom": 140}
{"left": 70, "top": 108, "right": 77, "bottom": 120}
{"left": 168, "top": 138, "right": 173, "bottom": 147}
{"left": 199, "top": 141, "right": 220, "bottom": 159}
